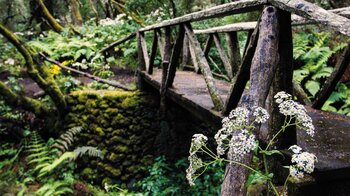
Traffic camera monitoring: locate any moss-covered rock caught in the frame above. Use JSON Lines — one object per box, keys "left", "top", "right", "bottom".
{"left": 66, "top": 90, "right": 158, "bottom": 186}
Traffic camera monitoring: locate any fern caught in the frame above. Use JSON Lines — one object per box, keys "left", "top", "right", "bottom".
{"left": 74, "top": 146, "right": 103, "bottom": 159}
{"left": 52, "top": 126, "right": 82, "bottom": 154}
{"left": 36, "top": 180, "right": 73, "bottom": 196}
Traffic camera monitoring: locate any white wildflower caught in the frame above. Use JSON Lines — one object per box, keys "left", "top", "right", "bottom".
{"left": 288, "top": 145, "right": 317, "bottom": 180}
{"left": 214, "top": 129, "right": 229, "bottom": 156}
{"left": 276, "top": 92, "right": 315, "bottom": 137}
{"left": 289, "top": 145, "right": 302, "bottom": 154}
{"left": 228, "top": 129, "right": 257, "bottom": 161}
{"left": 4, "top": 58, "right": 15, "bottom": 65}
{"left": 186, "top": 154, "right": 204, "bottom": 186}
{"left": 274, "top": 91, "right": 292, "bottom": 104}
{"left": 253, "top": 107, "right": 269, "bottom": 123}
{"left": 189, "top": 134, "right": 207, "bottom": 155}
{"left": 228, "top": 107, "right": 249, "bottom": 128}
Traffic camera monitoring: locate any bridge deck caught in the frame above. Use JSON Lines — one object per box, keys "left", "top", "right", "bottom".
{"left": 140, "top": 69, "right": 230, "bottom": 127}
{"left": 140, "top": 69, "right": 350, "bottom": 174}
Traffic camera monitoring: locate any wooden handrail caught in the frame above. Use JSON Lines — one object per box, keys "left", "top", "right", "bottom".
{"left": 139, "top": 0, "right": 264, "bottom": 32}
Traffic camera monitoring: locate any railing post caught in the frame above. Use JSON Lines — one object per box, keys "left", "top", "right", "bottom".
{"left": 225, "top": 31, "right": 241, "bottom": 77}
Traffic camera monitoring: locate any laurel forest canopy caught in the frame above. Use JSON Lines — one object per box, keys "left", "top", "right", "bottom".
{"left": 0, "top": 0, "right": 350, "bottom": 195}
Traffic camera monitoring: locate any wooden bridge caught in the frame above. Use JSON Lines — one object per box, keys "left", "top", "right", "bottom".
{"left": 132, "top": 0, "right": 350, "bottom": 194}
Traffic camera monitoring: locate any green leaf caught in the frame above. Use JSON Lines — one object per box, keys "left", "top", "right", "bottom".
{"left": 261, "top": 150, "right": 284, "bottom": 157}
{"left": 305, "top": 80, "right": 320, "bottom": 96}
{"left": 247, "top": 172, "right": 268, "bottom": 186}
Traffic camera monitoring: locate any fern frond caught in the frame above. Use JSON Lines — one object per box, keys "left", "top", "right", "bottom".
{"left": 38, "top": 152, "right": 76, "bottom": 178}
{"left": 53, "top": 127, "right": 82, "bottom": 153}
{"left": 36, "top": 180, "right": 73, "bottom": 196}
{"left": 74, "top": 146, "right": 103, "bottom": 159}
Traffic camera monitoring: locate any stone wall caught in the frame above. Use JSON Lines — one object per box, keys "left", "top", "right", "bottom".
{"left": 66, "top": 90, "right": 160, "bottom": 187}
{"left": 65, "top": 89, "right": 216, "bottom": 188}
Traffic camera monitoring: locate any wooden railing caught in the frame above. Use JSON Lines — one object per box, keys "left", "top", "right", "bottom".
{"left": 136, "top": 0, "right": 350, "bottom": 195}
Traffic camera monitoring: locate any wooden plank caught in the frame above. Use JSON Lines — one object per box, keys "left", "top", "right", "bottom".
{"left": 137, "top": 32, "right": 146, "bottom": 71}
{"left": 194, "top": 22, "right": 257, "bottom": 34}
{"left": 185, "top": 23, "right": 224, "bottom": 111}
{"left": 189, "top": 40, "right": 200, "bottom": 73}
{"left": 223, "top": 20, "right": 260, "bottom": 115}
{"left": 213, "top": 33, "right": 233, "bottom": 79}
{"left": 139, "top": 0, "right": 264, "bottom": 32}
{"left": 159, "top": 27, "right": 172, "bottom": 113}
{"left": 181, "top": 33, "right": 190, "bottom": 69}
{"left": 269, "top": 0, "right": 350, "bottom": 36}
{"left": 313, "top": 44, "right": 350, "bottom": 109}
{"left": 156, "top": 29, "right": 165, "bottom": 60}
{"left": 225, "top": 32, "right": 241, "bottom": 77}
{"left": 139, "top": 32, "right": 150, "bottom": 72}
{"left": 243, "top": 30, "right": 253, "bottom": 57}
{"left": 148, "top": 30, "right": 158, "bottom": 75}
{"left": 166, "top": 25, "right": 185, "bottom": 87}
{"left": 203, "top": 34, "right": 213, "bottom": 58}
{"left": 221, "top": 6, "right": 280, "bottom": 196}
{"left": 298, "top": 106, "right": 350, "bottom": 171}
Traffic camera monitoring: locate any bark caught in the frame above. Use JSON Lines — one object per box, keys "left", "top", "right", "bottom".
{"left": 213, "top": 33, "right": 233, "bottom": 79}
{"left": 34, "top": 0, "right": 64, "bottom": 32}
{"left": 269, "top": 0, "right": 350, "bottom": 36}
{"left": 0, "top": 23, "right": 67, "bottom": 118}
{"left": 139, "top": 0, "right": 264, "bottom": 32}
{"left": 221, "top": 6, "right": 280, "bottom": 196}
{"left": 185, "top": 23, "right": 224, "bottom": 110}
{"left": 226, "top": 32, "right": 241, "bottom": 77}
{"left": 68, "top": 0, "right": 84, "bottom": 26}
{"left": 0, "top": 82, "right": 50, "bottom": 118}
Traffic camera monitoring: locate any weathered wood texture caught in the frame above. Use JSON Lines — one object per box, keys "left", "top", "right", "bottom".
{"left": 213, "top": 33, "right": 233, "bottom": 79}
{"left": 181, "top": 34, "right": 190, "bottom": 68}
{"left": 226, "top": 32, "right": 241, "bottom": 77}
{"left": 156, "top": 29, "right": 165, "bottom": 60}
{"left": 298, "top": 106, "right": 350, "bottom": 171}
{"left": 189, "top": 42, "right": 200, "bottom": 73}
{"left": 269, "top": 0, "right": 350, "bottom": 36}
{"left": 221, "top": 6, "right": 280, "bottom": 196}
{"left": 313, "top": 44, "right": 350, "bottom": 109}
{"left": 194, "top": 22, "right": 257, "bottom": 34}
{"left": 148, "top": 30, "right": 158, "bottom": 74}
{"left": 223, "top": 20, "right": 260, "bottom": 115}
{"left": 185, "top": 23, "right": 224, "bottom": 110}
{"left": 139, "top": 32, "right": 150, "bottom": 72}
{"left": 139, "top": 0, "right": 264, "bottom": 32}
{"left": 166, "top": 25, "right": 185, "bottom": 87}
{"left": 137, "top": 32, "right": 146, "bottom": 71}
{"left": 293, "top": 81, "right": 311, "bottom": 106}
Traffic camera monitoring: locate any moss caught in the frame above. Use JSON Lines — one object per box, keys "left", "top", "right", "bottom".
{"left": 112, "top": 145, "right": 129, "bottom": 153}
{"left": 98, "top": 163, "right": 122, "bottom": 177}
{"left": 86, "top": 100, "right": 97, "bottom": 109}
{"left": 95, "top": 127, "right": 105, "bottom": 137}
{"left": 111, "top": 113, "right": 129, "bottom": 126}
{"left": 81, "top": 168, "right": 95, "bottom": 179}
{"left": 109, "top": 135, "right": 128, "bottom": 145}
{"left": 105, "top": 108, "right": 119, "bottom": 115}
{"left": 120, "top": 96, "right": 140, "bottom": 109}
{"left": 107, "top": 153, "right": 125, "bottom": 163}
{"left": 112, "top": 129, "right": 125, "bottom": 136}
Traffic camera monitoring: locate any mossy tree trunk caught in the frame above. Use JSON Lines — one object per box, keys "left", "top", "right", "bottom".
{"left": 34, "top": 0, "right": 64, "bottom": 32}
{"left": 68, "top": 0, "right": 84, "bottom": 26}
{"left": 0, "top": 23, "right": 67, "bottom": 125}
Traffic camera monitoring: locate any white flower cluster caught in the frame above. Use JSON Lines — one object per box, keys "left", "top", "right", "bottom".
{"left": 228, "top": 129, "right": 257, "bottom": 161}
{"left": 4, "top": 58, "right": 15, "bottom": 65}
{"left": 186, "top": 134, "right": 207, "bottom": 186}
{"left": 289, "top": 145, "right": 317, "bottom": 179}
{"left": 215, "top": 107, "right": 267, "bottom": 157}
{"left": 99, "top": 14, "right": 126, "bottom": 26}
{"left": 274, "top": 91, "right": 315, "bottom": 137}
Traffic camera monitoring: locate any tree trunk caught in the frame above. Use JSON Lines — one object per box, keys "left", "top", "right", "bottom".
{"left": 34, "top": 0, "right": 64, "bottom": 32}
{"left": 0, "top": 23, "right": 67, "bottom": 121}
{"left": 68, "top": 0, "right": 83, "bottom": 26}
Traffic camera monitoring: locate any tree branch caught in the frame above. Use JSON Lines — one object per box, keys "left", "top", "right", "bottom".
{"left": 39, "top": 53, "right": 134, "bottom": 91}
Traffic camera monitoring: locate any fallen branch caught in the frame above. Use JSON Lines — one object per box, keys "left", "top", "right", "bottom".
{"left": 39, "top": 53, "right": 134, "bottom": 91}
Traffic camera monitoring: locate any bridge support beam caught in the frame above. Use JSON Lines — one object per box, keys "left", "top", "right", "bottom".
{"left": 221, "top": 6, "right": 281, "bottom": 196}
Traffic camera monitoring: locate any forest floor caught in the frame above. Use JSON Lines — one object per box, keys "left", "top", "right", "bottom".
{"left": 0, "top": 66, "right": 137, "bottom": 97}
